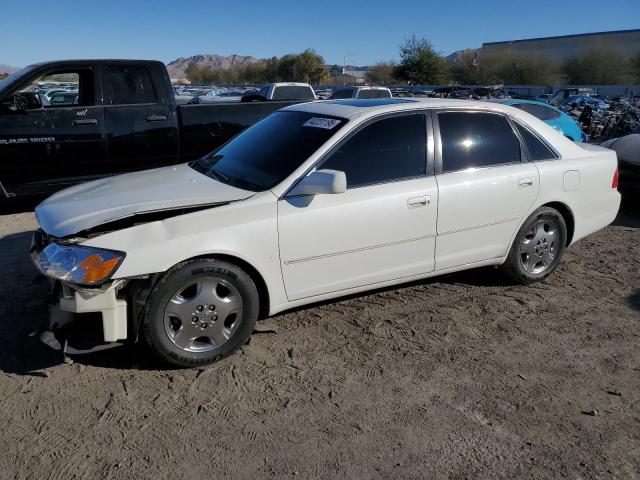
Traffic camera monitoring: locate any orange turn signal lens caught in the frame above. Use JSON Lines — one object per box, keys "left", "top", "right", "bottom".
{"left": 79, "top": 254, "right": 122, "bottom": 283}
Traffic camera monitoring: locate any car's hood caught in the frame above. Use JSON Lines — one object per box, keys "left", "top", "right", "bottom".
{"left": 35, "top": 163, "right": 254, "bottom": 237}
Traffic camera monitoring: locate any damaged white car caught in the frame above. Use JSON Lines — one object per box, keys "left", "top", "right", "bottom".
{"left": 32, "top": 99, "right": 621, "bottom": 366}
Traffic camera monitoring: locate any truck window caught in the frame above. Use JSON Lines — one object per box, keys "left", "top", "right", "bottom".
{"left": 105, "top": 65, "right": 157, "bottom": 105}
{"left": 272, "top": 86, "right": 315, "bottom": 101}
{"left": 330, "top": 89, "right": 352, "bottom": 100}
{"left": 357, "top": 89, "right": 380, "bottom": 99}
{"left": 18, "top": 70, "right": 94, "bottom": 108}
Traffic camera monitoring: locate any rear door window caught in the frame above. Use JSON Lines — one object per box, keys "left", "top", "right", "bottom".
{"left": 513, "top": 123, "right": 558, "bottom": 161}
{"left": 438, "top": 112, "right": 521, "bottom": 173}
{"left": 105, "top": 65, "right": 157, "bottom": 105}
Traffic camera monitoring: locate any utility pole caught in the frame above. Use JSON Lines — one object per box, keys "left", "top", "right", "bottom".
{"left": 343, "top": 53, "right": 356, "bottom": 86}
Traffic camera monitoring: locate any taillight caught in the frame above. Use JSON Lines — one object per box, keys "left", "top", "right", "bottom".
{"left": 612, "top": 168, "right": 619, "bottom": 189}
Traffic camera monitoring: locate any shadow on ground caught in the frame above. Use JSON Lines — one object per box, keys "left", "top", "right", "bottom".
{"left": 627, "top": 289, "right": 640, "bottom": 313}
{"left": 613, "top": 196, "right": 640, "bottom": 228}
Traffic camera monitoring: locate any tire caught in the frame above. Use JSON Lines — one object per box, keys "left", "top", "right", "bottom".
{"left": 503, "top": 206, "right": 568, "bottom": 285}
{"left": 142, "top": 259, "right": 259, "bottom": 367}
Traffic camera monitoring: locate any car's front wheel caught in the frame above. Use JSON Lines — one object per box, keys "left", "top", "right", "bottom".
{"left": 503, "top": 206, "right": 568, "bottom": 284}
{"left": 143, "top": 259, "right": 259, "bottom": 367}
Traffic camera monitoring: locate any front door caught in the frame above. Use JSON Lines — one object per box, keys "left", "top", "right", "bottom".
{"left": 0, "top": 65, "right": 105, "bottom": 195}
{"left": 278, "top": 112, "right": 438, "bottom": 301}
{"left": 433, "top": 110, "right": 540, "bottom": 270}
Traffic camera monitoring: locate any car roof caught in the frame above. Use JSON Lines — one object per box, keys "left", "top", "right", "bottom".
{"left": 488, "top": 98, "right": 564, "bottom": 112}
{"left": 270, "top": 82, "right": 312, "bottom": 87}
{"left": 283, "top": 98, "right": 540, "bottom": 120}
{"left": 334, "top": 86, "right": 390, "bottom": 91}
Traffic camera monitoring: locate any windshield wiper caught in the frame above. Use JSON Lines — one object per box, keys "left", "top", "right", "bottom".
{"left": 209, "top": 168, "right": 229, "bottom": 184}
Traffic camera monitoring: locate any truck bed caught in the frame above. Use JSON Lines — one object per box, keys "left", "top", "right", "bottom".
{"left": 177, "top": 100, "right": 306, "bottom": 161}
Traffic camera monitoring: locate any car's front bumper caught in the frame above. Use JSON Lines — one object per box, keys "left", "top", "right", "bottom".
{"left": 31, "top": 229, "right": 129, "bottom": 343}
{"left": 50, "top": 281, "right": 128, "bottom": 343}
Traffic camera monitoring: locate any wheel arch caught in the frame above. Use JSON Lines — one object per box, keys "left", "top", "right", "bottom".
{"left": 187, "top": 253, "right": 271, "bottom": 320}
{"left": 540, "top": 201, "right": 575, "bottom": 246}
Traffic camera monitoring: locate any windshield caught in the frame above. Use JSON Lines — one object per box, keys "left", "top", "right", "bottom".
{"left": 191, "top": 111, "right": 346, "bottom": 191}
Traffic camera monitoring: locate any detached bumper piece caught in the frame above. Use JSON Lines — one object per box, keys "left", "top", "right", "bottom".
{"left": 51, "top": 281, "right": 128, "bottom": 343}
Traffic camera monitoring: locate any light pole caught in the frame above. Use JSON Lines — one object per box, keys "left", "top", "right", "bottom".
{"left": 343, "top": 53, "right": 356, "bottom": 86}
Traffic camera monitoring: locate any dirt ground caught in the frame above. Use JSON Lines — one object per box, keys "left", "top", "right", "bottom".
{"left": 0, "top": 199, "right": 638, "bottom": 480}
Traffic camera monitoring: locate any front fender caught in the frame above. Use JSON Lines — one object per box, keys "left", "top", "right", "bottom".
{"left": 82, "top": 191, "right": 288, "bottom": 308}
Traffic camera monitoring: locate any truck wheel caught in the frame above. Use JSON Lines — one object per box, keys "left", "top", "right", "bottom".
{"left": 143, "top": 259, "right": 259, "bottom": 367}
{"left": 502, "top": 206, "right": 567, "bottom": 285}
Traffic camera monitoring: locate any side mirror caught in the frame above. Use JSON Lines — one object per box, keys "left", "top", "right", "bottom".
{"left": 9, "top": 92, "right": 42, "bottom": 111}
{"left": 290, "top": 169, "right": 347, "bottom": 196}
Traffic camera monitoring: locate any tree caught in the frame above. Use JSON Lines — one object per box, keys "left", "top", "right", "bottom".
{"left": 563, "top": 44, "right": 631, "bottom": 85}
{"left": 182, "top": 50, "right": 328, "bottom": 85}
{"left": 184, "top": 62, "right": 203, "bottom": 83}
{"left": 292, "top": 49, "right": 329, "bottom": 84}
{"left": 393, "top": 35, "right": 451, "bottom": 84}
{"left": 450, "top": 51, "right": 485, "bottom": 85}
{"left": 365, "top": 61, "right": 395, "bottom": 85}
{"left": 480, "top": 51, "right": 559, "bottom": 85}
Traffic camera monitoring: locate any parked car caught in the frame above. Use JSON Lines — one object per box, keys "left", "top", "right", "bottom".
{"left": 31, "top": 98, "right": 621, "bottom": 366}
{"left": 0, "top": 60, "right": 312, "bottom": 197}
{"left": 557, "top": 95, "right": 608, "bottom": 111}
{"left": 48, "top": 91, "right": 79, "bottom": 106}
{"left": 314, "top": 88, "right": 333, "bottom": 100}
{"left": 256, "top": 82, "right": 316, "bottom": 101}
{"left": 601, "top": 133, "right": 640, "bottom": 194}
{"left": 489, "top": 99, "right": 585, "bottom": 142}
{"left": 329, "top": 86, "right": 392, "bottom": 100}
{"left": 174, "top": 91, "right": 200, "bottom": 105}
{"left": 534, "top": 94, "right": 553, "bottom": 104}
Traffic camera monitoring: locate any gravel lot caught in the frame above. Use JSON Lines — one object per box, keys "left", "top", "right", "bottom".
{"left": 0, "top": 199, "right": 638, "bottom": 480}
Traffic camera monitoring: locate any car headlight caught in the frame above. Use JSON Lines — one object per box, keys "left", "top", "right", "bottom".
{"left": 34, "top": 243, "right": 125, "bottom": 286}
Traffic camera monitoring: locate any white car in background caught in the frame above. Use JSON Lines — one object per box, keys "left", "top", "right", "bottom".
{"left": 32, "top": 98, "right": 621, "bottom": 366}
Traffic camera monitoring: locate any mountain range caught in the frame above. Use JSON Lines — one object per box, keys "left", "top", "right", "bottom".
{"left": 166, "top": 54, "right": 263, "bottom": 78}
{"left": 0, "top": 64, "right": 19, "bottom": 75}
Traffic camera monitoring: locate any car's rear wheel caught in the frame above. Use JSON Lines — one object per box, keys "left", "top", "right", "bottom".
{"left": 143, "top": 259, "right": 258, "bottom": 367}
{"left": 503, "top": 206, "right": 567, "bottom": 284}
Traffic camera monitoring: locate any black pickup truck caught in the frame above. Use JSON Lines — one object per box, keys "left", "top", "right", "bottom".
{"left": 0, "top": 59, "right": 304, "bottom": 197}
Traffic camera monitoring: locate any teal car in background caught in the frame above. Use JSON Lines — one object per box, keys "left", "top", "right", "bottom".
{"left": 489, "top": 99, "right": 586, "bottom": 142}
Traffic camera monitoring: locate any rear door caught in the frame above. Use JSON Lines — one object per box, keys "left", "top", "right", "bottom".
{"left": 102, "top": 62, "right": 178, "bottom": 173}
{"left": 433, "top": 110, "right": 540, "bottom": 270}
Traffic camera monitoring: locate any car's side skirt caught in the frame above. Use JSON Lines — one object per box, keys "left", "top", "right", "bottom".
{"left": 268, "top": 256, "right": 506, "bottom": 316}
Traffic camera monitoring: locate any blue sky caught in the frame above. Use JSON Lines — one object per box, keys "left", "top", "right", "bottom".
{"left": 1, "top": 0, "right": 639, "bottom": 67}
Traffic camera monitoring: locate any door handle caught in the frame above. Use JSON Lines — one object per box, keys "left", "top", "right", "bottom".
{"left": 145, "top": 115, "right": 167, "bottom": 122}
{"left": 519, "top": 177, "right": 534, "bottom": 187}
{"left": 408, "top": 195, "right": 430, "bottom": 208}
{"left": 72, "top": 119, "right": 97, "bottom": 126}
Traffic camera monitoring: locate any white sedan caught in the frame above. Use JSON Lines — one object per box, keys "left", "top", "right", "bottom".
{"left": 32, "top": 98, "right": 621, "bottom": 366}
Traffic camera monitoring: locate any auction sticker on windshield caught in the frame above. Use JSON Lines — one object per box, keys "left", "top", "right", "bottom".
{"left": 303, "top": 117, "right": 341, "bottom": 129}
